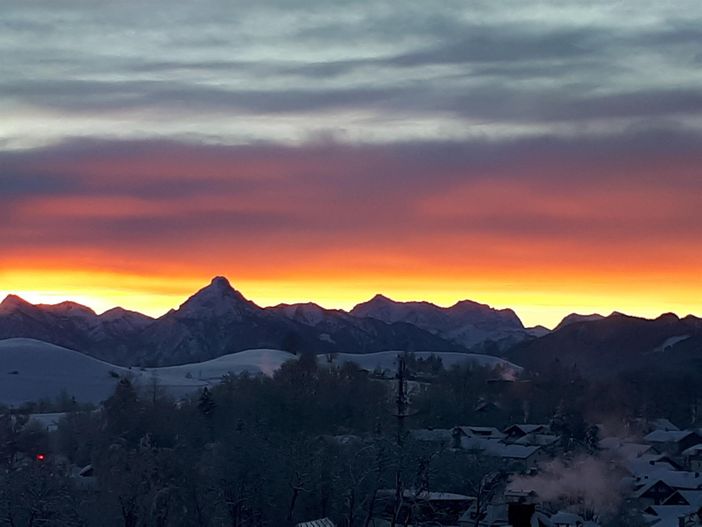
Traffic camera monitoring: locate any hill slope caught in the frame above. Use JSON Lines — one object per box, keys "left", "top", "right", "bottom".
{"left": 0, "top": 338, "right": 134, "bottom": 405}
{"left": 0, "top": 338, "right": 523, "bottom": 404}
{"left": 506, "top": 313, "right": 702, "bottom": 376}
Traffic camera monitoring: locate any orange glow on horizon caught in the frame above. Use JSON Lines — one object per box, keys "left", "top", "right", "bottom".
{"left": 3, "top": 141, "right": 702, "bottom": 330}
{"left": 2, "top": 265, "right": 701, "bottom": 329}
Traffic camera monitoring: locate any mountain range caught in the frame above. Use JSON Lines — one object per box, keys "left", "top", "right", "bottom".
{"left": 506, "top": 312, "right": 702, "bottom": 376}
{"left": 0, "top": 277, "right": 533, "bottom": 366}
{"left": 2, "top": 276, "right": 701, "bottom": 375}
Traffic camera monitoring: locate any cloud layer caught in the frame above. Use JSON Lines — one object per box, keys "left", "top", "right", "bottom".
{"left": 2, "top": 1, "right": 702, "bottom": 325}
{"left": 3, "top": 1, "right": 702, "bottom": 147}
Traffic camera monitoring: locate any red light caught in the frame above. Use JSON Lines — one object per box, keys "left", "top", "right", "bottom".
{"left": 35, "top": 453, "right": 46, "bottom": 461}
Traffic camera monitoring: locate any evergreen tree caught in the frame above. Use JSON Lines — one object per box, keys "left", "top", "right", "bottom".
{"left": 198, "top": 387, "right": 217, "bottom": 440}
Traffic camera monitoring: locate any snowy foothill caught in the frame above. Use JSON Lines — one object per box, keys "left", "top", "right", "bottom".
{"left": 150, "top": 348, "right": 298, "bottom": 381}
{"left": 0, "top": 338, "right": 522, "bottom": 405}
{"left": 0, "top": 338, "right": 289, "bottom": 405}
{"left": 0, "top": 338, "right": 136, "bottom": 405}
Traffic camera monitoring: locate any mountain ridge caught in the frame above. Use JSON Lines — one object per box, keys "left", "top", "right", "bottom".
{"left": 4, "top": 277, "right": 701, "bottom": 373}
{"left": 0, "top": 277, "right": 472, "bottom": 366}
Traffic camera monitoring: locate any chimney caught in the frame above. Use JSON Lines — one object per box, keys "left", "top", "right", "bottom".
{"left": 505, "top": 491, "right": 537, "bottom": 527}
{"left": 507, "top": 503, "right": 535, "bottom": 527}
{"left": 452, "top": 427, "right": 462, "bottom": 449}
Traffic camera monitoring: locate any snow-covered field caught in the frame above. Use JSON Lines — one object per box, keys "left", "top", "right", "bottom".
{"left": 0, "top": 338, "right": 292, "bottom": 405}
{"left": 0, "top": 338, "right": 139, "bottom": 405}
{"left": 151, "top": 349, "right": 297, "bottom": 381}
{"left": 0, "top": 338, "right": 521, "bottom": 405}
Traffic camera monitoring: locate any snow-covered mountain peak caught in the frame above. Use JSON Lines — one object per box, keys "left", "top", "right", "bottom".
{"left": 175, "top": 276, "right": 254, "bottom": 319}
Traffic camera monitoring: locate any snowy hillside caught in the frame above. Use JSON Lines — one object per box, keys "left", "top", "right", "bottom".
{"left": 0, "top": 339, "right": 294, "bottom": 405}
{"left": 151, "top": 349, "right": 297, "bottom": 380}
{"left": 0, "top": 338, "right": 134, "bottom": 405}
{"left": 0, "top": 338, "right": 522, "bottom": 404}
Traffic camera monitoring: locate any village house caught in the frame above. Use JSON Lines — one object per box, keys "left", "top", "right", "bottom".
{"left": 503, "top": 424, "right": 550, "bottom": 441}
{"left": 682, "top": 444, "right": 702, "bottom": 471}
{"left": 370, "top": 490, "right": 474, "bottom": 526}
{"left": 296, "top": 519, "right": 336, "bottom": 527}
{"left": 643, "top": 430, "right": 702, "bottom": 456}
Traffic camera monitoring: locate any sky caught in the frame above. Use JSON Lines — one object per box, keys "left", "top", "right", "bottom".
{"left": 2, "top": 0, "right": 702, "bottom": 328}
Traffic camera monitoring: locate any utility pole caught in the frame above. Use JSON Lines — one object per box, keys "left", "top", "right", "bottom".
{"left": 391, "top": 354, "right": 409, "bottom": 527}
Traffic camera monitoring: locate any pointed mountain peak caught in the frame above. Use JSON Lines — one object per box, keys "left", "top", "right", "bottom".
{"left": 369, "top": 293, "right": 394, "bottom": 303}
{"left": 175, "top": 276, "right": 255, "bottom": 318}
{"left": 350, "top": 293, "right": 417, "bottom": 320}
{"left": 209, "top": 275, "right": 232, "bottom": 290}
{"left": 0, "top": 294, "right": 33, "bottom": 313}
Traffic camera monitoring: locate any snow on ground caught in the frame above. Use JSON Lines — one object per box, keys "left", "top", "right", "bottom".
{"left": 0, "top": 339, "right": 296, "bottom": 405}
{"left": 0, "top": 338, "right": 135, "bottom": 405}
{"left": 651, "top": 335, "right": 690, "bottom": 353}
{"left": 150, "top": 349, "right": 297, "bottom": 381}
{"left": 0, "top": 338, "right": 521, "bottom": 405}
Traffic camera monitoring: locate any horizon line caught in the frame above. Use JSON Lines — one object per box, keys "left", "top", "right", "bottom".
{"left": 2, "top": 275, "right": 697, "bottom": 331}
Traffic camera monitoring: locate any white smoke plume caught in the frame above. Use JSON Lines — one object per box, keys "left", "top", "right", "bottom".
{"left": 508, "top": 455, "right": 622, "bottom": 515}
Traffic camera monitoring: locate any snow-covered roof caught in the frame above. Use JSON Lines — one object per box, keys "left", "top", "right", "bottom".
{"left": 599, "top": 438, "right": 652, "bottom": 459}
{"left": 457, "top": 425, "right": 506, "bottom": 439}
{"left": 635, "top": 479, "right": 675, "bottom": 499}
{"left": 295, "top": 519, "right": 335, "bottom": 527}
{"left": 644, "top": 430, "right": 697, "bottom": 444}
{"left": 682, "top": 444, "right": 702, "bottom": 456}
{"left": 644, "top": 505, "right": 696, "bottom": 527}
{"left": 504, "top": 423, "right": 548, "bottom": 435}
{"left": 624, "top": 454, "right": 679, "bottom": 476}
{"left": 514, "top": 433, "right": 559, "bottom": 447}
{"left": 650, "top": 418, "right": 680, "bottom": 432}
{"left": 409, "top": 428, "right": 454, "bottom": 442}
{"left": 460, "top": 437, "right": 540, "bottom": 459}
{"left": 379, "top": 489, "right": 473, "bottom": 501}
{"left": 664, "top": 489, "right": 702, "bottom": 507}
{"left": 636, "top": 470, "right": 702, "bottom": 492}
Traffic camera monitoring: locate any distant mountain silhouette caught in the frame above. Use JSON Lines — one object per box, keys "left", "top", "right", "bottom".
{"left": 506, "top": 312, "right": 702, "bottom": 376}
{"left": 0, "top": 294, "right": 153, "bottom": 363}
{"left": 0, "top": 277, "right": 465, "bottom": 366}
{"left": 4, "top": 277, "right": 699, "bottom": 374}
{"left": 350, "top": 293, "right": 534, "bottom": 349}
{"left": 554, "top": 312, "right": 605, "bottom": 331}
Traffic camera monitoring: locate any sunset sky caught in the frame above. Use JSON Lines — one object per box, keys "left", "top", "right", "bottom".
{"left": 2, "top": 0, "right": 702, "bottom": 328}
